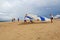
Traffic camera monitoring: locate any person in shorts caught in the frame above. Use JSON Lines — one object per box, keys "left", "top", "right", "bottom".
{"left": 50, "top": 14, "right": 53, "bottom": 23}
{"left": 18, "top": 18, "right": 19, "bottom": 22}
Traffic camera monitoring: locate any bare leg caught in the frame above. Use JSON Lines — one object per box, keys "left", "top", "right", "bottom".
{"left": 51, "top": 19, "right": 53, "bottom": 23}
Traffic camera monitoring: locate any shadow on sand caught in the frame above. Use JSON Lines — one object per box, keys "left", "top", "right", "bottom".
{"left": 18, "top": 22, "right": 50, "bottom": 25}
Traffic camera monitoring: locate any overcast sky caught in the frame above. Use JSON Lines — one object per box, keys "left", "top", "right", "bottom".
{"left": 0, "top": 0, "right": 60, "bottom": 21}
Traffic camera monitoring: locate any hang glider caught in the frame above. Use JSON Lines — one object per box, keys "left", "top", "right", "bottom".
{"left": 24, "top": 14, "right": 50, "bottom": 22}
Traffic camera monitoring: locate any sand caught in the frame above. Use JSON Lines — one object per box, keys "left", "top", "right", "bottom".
{"left": 0, "top": 19, "right": 60, "bottom": 40}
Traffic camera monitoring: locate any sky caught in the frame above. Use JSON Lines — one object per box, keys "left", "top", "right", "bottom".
{"left": 0, "top": 0, "right": 60, "bottom": 21}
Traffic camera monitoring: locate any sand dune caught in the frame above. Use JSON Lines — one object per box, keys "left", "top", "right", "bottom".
{"left": 0, "top": 19, "right": 60, "bottom": 40}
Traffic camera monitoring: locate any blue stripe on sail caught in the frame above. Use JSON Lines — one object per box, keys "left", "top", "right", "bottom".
{"left": 40, "top": 16, "right": 45, "bottom": 21}
{"left": 26, "top": 16, "right": 33, "bottom": 19}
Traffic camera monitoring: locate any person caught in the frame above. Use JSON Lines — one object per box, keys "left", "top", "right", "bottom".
{"left": 24, "top": 19, "right": 27, "bottom": 23}
{"left": 12, "top": 18, "right": 13, "bottom": 22}
{"left": 12, "top": 18, "right": 15, "bottom": 22}
{"left": 14, "top": 18, "right": 15, "bottom": 22}
{"left": 24, "top": 17, "right": 26, "bottom": 23}
{"left": 50, "top": 14, "right": 53, "bottom": 23}
{"left": 24, "top": 14, "right": 27, "bottom": 23}
{"left": 18, "top": 18, "right": 19, "bottom": 22}
{"left": 30, "top": 19, "right": 33, "bottom": 23}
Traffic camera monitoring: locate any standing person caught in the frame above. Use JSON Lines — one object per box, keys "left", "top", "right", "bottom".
{"left": 24, "top": 18, "right": 27, "bottom": 23}
{"left": 50, "top": 13, "right": 53, "bottom": 23}
{"left": 30, "top": 18, "right": 33, "bottom": 23}
{"left": 12, "top": 18, "right": 13, "bottom": 22}
{"left": 24, "top": 16, "right": 27, "bottom": 23}
{"left": 24, "top": 14, "right": 27, "bottom": 23}
{"left": 18, "top": 18, "right": 19, "bottom": 22}
{"left": 12, "top": 18, "right": 15, "bottom": 22}
{"left": 13, "top": 18, "right": 15, "bottom": 22}
{"left": 30, "top": 19, "right": 33, "bottom": 23}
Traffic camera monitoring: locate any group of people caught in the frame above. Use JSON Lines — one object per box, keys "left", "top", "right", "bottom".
{"left": 12, "top": 18, "right": 20, "bottom": 22}
{"left": 24, "top": 13, "right": 54, "bottom": 23}
{"left": 12, "top": 14, "right": 53, "bottom": 23}
{"left": 24, "top": 14, "right": 33, "bottom": 23}
{"left": 24, "top": 18, "right": 33, "bottom": 23}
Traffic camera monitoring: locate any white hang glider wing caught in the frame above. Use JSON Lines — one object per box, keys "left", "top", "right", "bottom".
{"left": 24, "top": 14, "right": 50, "bottom": 21}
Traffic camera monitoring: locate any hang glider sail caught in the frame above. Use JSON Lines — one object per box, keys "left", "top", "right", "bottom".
{"left": 24, "top": 14, "right": 50, "bottom": 21}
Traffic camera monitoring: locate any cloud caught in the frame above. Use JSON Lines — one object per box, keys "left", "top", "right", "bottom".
{"left": 0, "top": 0, "right": 60, "bottom": 21}
{"left": 2, "top": 2, "right": 12, "bottom": 9}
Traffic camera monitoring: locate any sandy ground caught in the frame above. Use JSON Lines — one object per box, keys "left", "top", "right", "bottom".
{"left": 0, "top": 19, "right": 60, "bottom": 40}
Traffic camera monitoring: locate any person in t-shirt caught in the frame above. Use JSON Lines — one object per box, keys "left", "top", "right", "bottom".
{"left": 18, "top": 18, "right": 19, "bottom": 22}
{"left": 50, "top": 13, "right": 53, "bottom": 23}
{"left": 30, "top": 19, "right": 33, "bottom": 23}
{"left": 24, "top": 14, "right": 27, "bottom": 23}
